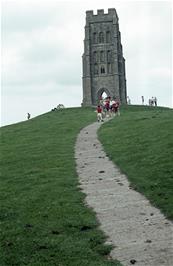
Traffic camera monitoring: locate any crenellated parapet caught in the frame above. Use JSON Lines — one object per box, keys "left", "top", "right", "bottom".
{"left": 85, "top": 8, "right": 118, "bottom": 26}
{"left": 86, "top": 8, "right": 118, "bottom": 17}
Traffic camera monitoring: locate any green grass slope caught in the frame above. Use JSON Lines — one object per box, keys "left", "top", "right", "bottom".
{"left": 99, "top": 105, "right": 173, "bottom": 220}
{"left": 0, "top": 107, "right": 121, "bottom": 266}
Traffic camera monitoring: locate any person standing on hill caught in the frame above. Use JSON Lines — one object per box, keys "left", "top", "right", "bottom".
{"left": 127, "top": 96, "right": 131, "bottom": 105}
{"left": 27, "top": 113, "right": 31, "bottom": 120}
{"left": 142, "top": 96, "right": 144, "bottom": 105}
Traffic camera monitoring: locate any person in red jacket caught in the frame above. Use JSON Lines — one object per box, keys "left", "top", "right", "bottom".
{"left": 96, "top": 105, "right": 104, "bottom": 122}
{"left": 112, "top": 99, "right": 120, "bottom": 116}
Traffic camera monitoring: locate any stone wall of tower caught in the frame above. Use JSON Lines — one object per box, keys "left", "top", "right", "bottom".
{"left": 82, "top": 8, "right": 127, "bottom": 106}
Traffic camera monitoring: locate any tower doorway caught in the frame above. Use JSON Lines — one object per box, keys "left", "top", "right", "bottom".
{"left": 97, "top": 88, "right": 110, "bottom": 102}
{"left": 102, "top": 92, "right": 108, "bottom": 99}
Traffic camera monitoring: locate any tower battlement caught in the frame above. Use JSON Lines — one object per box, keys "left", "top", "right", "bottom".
{"left": 86, "top": 8, "right": 118, "bottom": 18}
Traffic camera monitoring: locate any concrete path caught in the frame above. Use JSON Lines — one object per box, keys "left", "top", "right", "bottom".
{"left": 75, "top": 121, "right": 173, "bottom": 266}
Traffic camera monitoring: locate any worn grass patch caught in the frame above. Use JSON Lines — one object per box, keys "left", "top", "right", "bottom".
{"left": 0, "top": 107, "right": 121, "bottom": 266}
{"left": 99, "top": 105, "right": 173, "bottom": 220}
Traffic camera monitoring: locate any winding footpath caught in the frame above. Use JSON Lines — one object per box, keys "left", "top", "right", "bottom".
{"left": 75, "top": 121, "right": 173, "bottom": 266}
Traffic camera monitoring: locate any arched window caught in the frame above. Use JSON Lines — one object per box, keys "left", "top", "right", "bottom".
{"left": 94, "top": 63, "right": 98, "bottom": 75}
{"left": 107, "top": 63, "right": 112, "bottom": 74}
{"left": 100, "top": 51, "right": 104, "bottom": 62}
{"left": 99, "top": 32, "right": 104, "bottom": 43}
{"left": 100, "top": 66, "right": 105, "bottom": 74}
{"left": 118, "top": 61, "right": 122, "bottom": 72}
{"left": 106, "top": 31, "right": 111, "bottom": 42}
{"left": 93, "top": 32, "right": 97, "bottom": 44}
{"left": 93, "top": 51, "right": 97, "bottom": 62}
{"left": 107, "top": 50, "right": 111, "bottom": 62}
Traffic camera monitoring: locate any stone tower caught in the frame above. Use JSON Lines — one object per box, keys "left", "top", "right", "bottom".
{"left": 82, "top": 8, "right": 127, "bottom": 106}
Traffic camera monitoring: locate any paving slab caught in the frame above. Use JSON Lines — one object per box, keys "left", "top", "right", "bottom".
{"left": 75, "top": 121, "right": 173, "bottom": 266}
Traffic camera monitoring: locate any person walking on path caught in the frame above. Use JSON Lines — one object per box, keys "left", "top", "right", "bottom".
{"left": 96, "top": 105, "right": 104, "bottom": 122}
{"left": 114, "top": 98, "right": 120, "bottom": 116}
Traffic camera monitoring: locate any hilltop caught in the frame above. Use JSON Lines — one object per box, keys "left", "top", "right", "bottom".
{"left": 0, "top": 105, "right": 172, "bottom": 266}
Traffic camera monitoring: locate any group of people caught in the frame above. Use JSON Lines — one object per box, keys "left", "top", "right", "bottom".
{"left": 51, "top": 104, "right": 65, "bottom": 111}
{"left": 127, "top": 96, "right": 158, "bottom": 107}
{"left": 148, "top": 97, "right": 157, "bottom": 106}
{"left": 142, "top": 95, "right": 157, "bottom": 106}
{"left": 96, "top": 96, "right": 120, "bottom": 122}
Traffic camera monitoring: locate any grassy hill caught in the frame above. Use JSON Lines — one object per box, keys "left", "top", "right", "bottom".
{"left": 0, "top": 107, "right": 121, "bottom": 266}
{"left": 0, "top": 105, "right": 172, "bottom": 265}
{"left": 99, "top": 105, "right": 173, "bottom": 220}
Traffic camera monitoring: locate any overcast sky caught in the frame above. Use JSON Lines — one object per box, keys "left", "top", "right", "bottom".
{"left": 1, "top": 0, "right": 172, "bottom": 126}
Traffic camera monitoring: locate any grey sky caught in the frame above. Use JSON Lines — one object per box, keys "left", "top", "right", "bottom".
{"left": 1, "top": 0, "right": 172, "bottom": 126}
